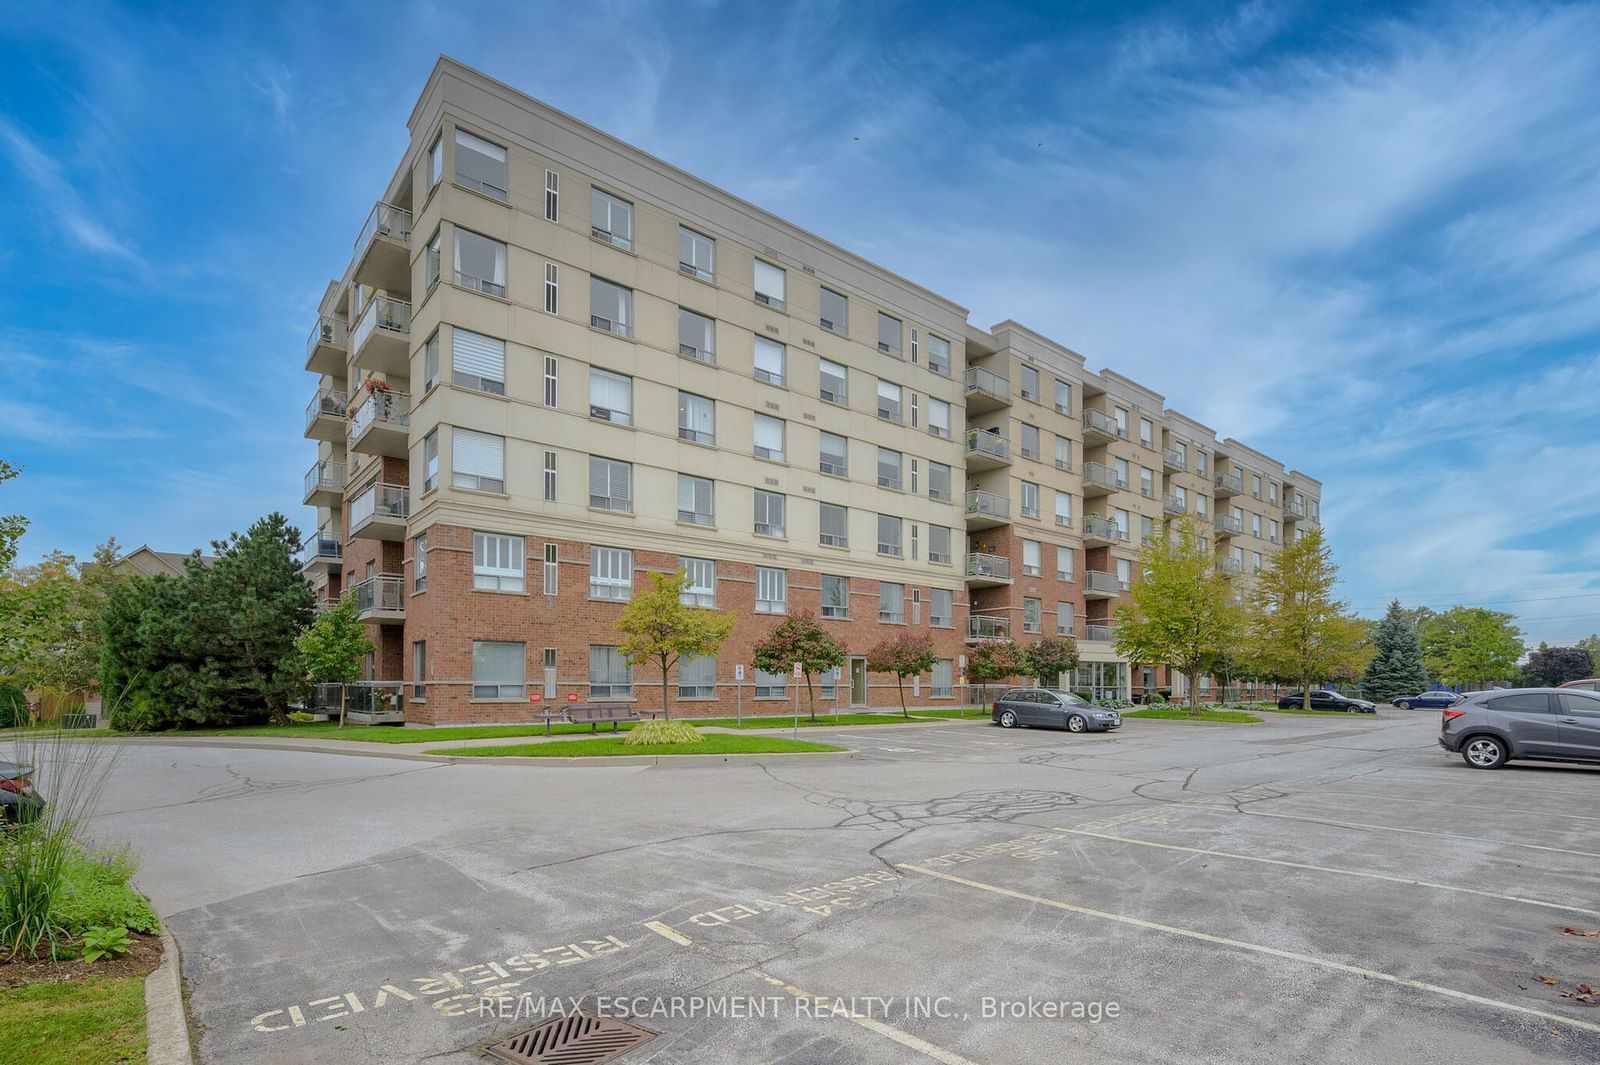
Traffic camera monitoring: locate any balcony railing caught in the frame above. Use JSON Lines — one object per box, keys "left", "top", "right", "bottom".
{"left": 964, "top": 366, "right": 1010, "bottom": 404}
{"left": 349, "top": 574, "right": 405, "bottom": 614}
{"left": 968, "top": 614, "right": 1010, "bottom": 641}
{"left": 1284, "top": 500, "right": 1307, "bottom": 519}
{"left": 965, "top": 428, "right": 1009, "bottom": 462}
{"left": 1163, "top": 494, "right": 1187, "bottom": 516}
{"left": 297, "top": 531, "right": 342, "bottom": 566}
{"left": 1218, "top": 556, "right": 1244, "bottom": 574}
{"left": 1215, "top": 513, "right": 1244, "bottom": 535}
{"left": 1084, "top": 570, "right": 1126, "bottom": 595}
{"left": 350, "top": 482, "right": 410, "bottom": 528}
{"left": 1083, "top": 408, "right": 1125, "bottom": 439}
{"left": 1215, "top": 472, "right": 1243, "bottom": 495}
{"left": 964, "top": 489, "right": 1010, "bottom": 521}
{"left": 1163, "top": 448, "right": 1187, "bottom": 472}
{"left": 964, "top": 553, "right": 1011, "bottom": 580}
{"left": 305, "top": 460, "right": 346, "bottom": 498}
{"left": 1083, "top": 624, "right": 1116, "bottom": 643}
{"left": 1084, "top": 461, "right": 1126, "bottom": 492}
{"left": 1082, "top": 514, "right": 1125, "bottom": 542}
{"left": 305, "top": 387, "right": 347, "bottom": 429}
{"left": 355, "top": 201, "right": 412, "bottom": 255}
{"left": 351, "top": 389, "right": 411, "bottom": 438}
{"left": 306, "top": 317, "right": 346, "bottom": 360}
{"left": 352, "top": 295, "right": 410, "bottom": 353}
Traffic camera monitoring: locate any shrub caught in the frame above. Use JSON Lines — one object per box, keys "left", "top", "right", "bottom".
{"left": 1143, "top": 691, "right": 1166, "bottom": 705}
{"left": 51, "top": 846, "right": 159, "bottom": 937}
{"left": 0, "top": 682, "right": 26, "bottom": 728}
{"left": 622, "top": 719, "right": 703, "bottom": 746}
{"left": 80, "top": 925, "right": 132, "bottom": 962}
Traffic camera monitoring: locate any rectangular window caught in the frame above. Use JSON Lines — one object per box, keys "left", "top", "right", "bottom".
{"left": 677, "top": 307, "right": 716, "bottom": 362}
{"left": 756, "top": 567, "right": 787, "bottom": 613}
{"left": 911, "top": 330, "right": 920, "bottom": 364}
{"left": 1114, "top": 507, "right": 1130, "bottom": 536}
{"left": 929, "top": 524, "right": 952, "bottom": 564}
{"left": 1139, "top": 417, "right": 1154, "bottom": 448}
{"left": 454, "top": 228, "right": 507, "bottom": 297}
{"left": 1055, "top": 379, "right": 1071, "bottom": 414}
{"left": 820, "top": 287, "right": 848, "bottom": 332}
{"left": 910, "top": 393, "right": 920, "bottom": 428}
{"left": 819, "top": 502, "right": 848, "bottom": 547}
{"left": 423, "top": 329, "right": 440, "bottom": 392}
{"left": 1196, "top": 495, "right": 1209, "bottom": 517}
{"left": 472, "top": 641, "right": 525, "bottom": 700}
{"left": 588, "top": 645, "right": 633, "bottom": 698}
{"left": 821, "top": 574, "right": 849, "bottom": 618}
{"left": 1023, "top": 597, "right": 1041, "bottom": 634}
{"left": 879, "top": 582, "right": 905, "bottom": 623}
{"left": 1141, "top": 515, "right": 1155, "bottom": 542}
{"left": 928, "top": 462, "right": 952, "bottom": 502}
{"left": 1270, "top": 519, "right": 1280, "bottom": 542}
{"left": 1055, "top": 435, "right": 1072, "bottom": 471}
{"left": 1020, "top": 424, "right": 1040, "bottom": 460}
{"left": 588, "top": 367, "right": 632, "bottom": 425}
{"left": 911, "top": 523, "right": 920, "bottom": 561}
{"left": 678, "top": 653, "right": 716, "bottom": 699}
{"left": 925, "top": 398, "right": 952, "bottom": 440}
{"left": 452, "top": 328, "right": 506, "bottom": 395}
{"left": 1196, "top": 451, "right": 1208, "bottom": 476}
{"left": 413, "top": 533, "right": 428, "bottom": 593}
{"left": 680, "top": 558, "right": 716, "bottom": 607}
{"left": 1115, "top": 457, "right": 1130, "bottom": 487}
{"left": 452, "top": 428, "right": 504, "bottom": 493}
{"left": 1056, "top": 602, "right": 1074, "bottom": 637}
{"left": 544, "top": 262, "right": 559, "bottom": 314}
{"left": 423, "top": 429, "right": 439, "bottom": 492}
{"left": 877, "top": 379, "right": 902, "bottom": 422}
{"left": 877, "top": 447, "right": 902, "bottom": 491}
{"left": 544, "top": 169, "right": 559, "bottom": 221}
{"left": 677, "top": 474, "right": 714, "bottom": 526}
{"left": 927, "top": 333, "right": 950, "bottom": 375}
{"left": 1116, "top": 558, "right": 1132, "bottom": 588}
{"left": 1114, "top": 407, "right": 1129, "bottom": 437}
{"left": 454, "top": 128, "right": 508, "bottom": 199}
{"left": 589, "top": 546, "right": 633, "bottom": 600}
{"left": 754, "top": 413, "right": 786, "bottom": 462}
{"left": 754, "top": 259, "right": 786, "bottom": 309}
{"left": 1021, "top": 481, "right": 1040, "bottom": 519}
{"left": 589, "top": 277, "right": 633, "bottom": 337}
{"left": 1252, "top": 551, "right": 1263, "bottom": 573}
{"left": 1140, "top": 467, "right": 1155, "bottom": 496}
{"left": 1020, "top": 365, "right": 1039, "bottom": 402}
{"left": 1054, "top": 490, "right": 1072, "bottom": 527}
{"left": 819, "top": 431, "right": 848, "bottom": 477}
{"left": 1252, "top": 513, "right": 1263, "bottom": 536}
{"left": 754, "top": 336, "right": 786, "bottom": 386}
{"left": 1056, "top": 545, "right": 1073, "bottom": 581}
{"left": 473, "top": 531, "right": 525, "bottom": 592}
{"left": 818, "top": 358, "right": 848, "bottom": 404}
{"left": 754, "top": 668, "right": 787, "bottom": 699}
{"left": 428, "top": 134, "right": 442, "bottom": 188}
{"left": 931, "top": 659, "right": 953, "bottom": 697}
{"left": 590, "top": 188, "right": 633, "bottom": 249}
{"left": 543, "top": 355, "right": 558, "bottom": 407}
{"left": 930, "top": 589, "right": 953, "bottom": 628}
{"left": 877, "top": 312, "right": 902, "bottom": 356}
{"left": 678, "top": 226, "right": 715, "bottom": 281}
{"left": 1023, "top": 539, "right": 1041, "bottom": 577}
{"left": 754, "top": 490, "right": 786, "bottom": 538}
{"left": 543, "top": 542, "right": 558, "bottom": 595}
{"left": 877, "top": 514, "right": 902, "bottom": 557}
{"left": 588, "top": 456, "right": 633, "bottom": 512}
{"left": 412, "top": 639, "right": 427, "bottom": 700}
{"left": 426, "top": 228, "right": 441, "bottom": 290}
{"left": 678, "top": 391, "right": 715, "bottom": 445}
{"left": 542, "top": 450, "right": 557, "bottom": 502}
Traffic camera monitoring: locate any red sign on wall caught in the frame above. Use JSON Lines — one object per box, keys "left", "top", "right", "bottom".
{"left": 567, "top": 691, "right": 580, "bottom": 703}
{"left": 529, "top": 692, "right": 542, "bottom": 703}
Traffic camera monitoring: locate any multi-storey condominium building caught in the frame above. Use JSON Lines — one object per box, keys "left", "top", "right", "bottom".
{"left": 299, "top": 57, "right": 1322, "bottom": 724}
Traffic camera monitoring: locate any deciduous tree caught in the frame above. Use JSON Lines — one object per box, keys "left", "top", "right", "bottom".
{"left": 1420, "top": 606, "right": 1523, "bottom": 688}
{"left": 295, "top": 596, "right": 375, "bottom": 727}
{"left": 0, "top": 459, "right": 27, "bottom": 572}
{"left": 1520, "top": 644, "right": 1593, "bottom": 688}
{"left": 751, "top": 610, "right": 846, "bottom": 721}
{"left": 866, "top": 633, "right": 936, "bottom": 718}
{"left": 967, "top": 639, "right": 1025, "bottom": 695}
{"left": 616, "top": 571, "right": 735, "bottom": 720}
{"left": 1360, "top": 599, "right": 1430, "bottom": 703}
{"left": 1244, "top": 527, "right": 1366, "bottom": 709}
{"left": 1022, "top": 636, "right": 1080, "bottom": 688}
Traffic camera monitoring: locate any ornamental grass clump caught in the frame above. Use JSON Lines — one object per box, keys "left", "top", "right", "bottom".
{"left": 622, "top": 720, "right": 703, "bottom": 746}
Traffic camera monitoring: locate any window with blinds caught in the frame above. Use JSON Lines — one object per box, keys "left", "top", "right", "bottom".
{"left": 755, "top": 567, "right": 786, "bottom": 613}
{"left": 819, "top": 432, "right": 848, "bottom": 477}
{"left": 754, "top": 337, "right": 785, "bottom": 386}
{"left": 454, "top": 129, "right": 507, "bottom": 200}
{"left": 928, "top": 462, "right": 951, "bottom": 502}
{"left": 678, "top": 653, "right": 716, "bottom": 699}
{"left": 877, "top": 379, "right": 902, "bottom": 422}
{"left": 473, "top": 532, "right": 525, "bottom": 592}
{"left": 927, "top": 333, "right": 950, "bottom": 375}
{"left": 754, "top": 668, "right": 787, "bottom": 698}
{"left": 819, "top": 502, "right": 848, "bottom": 547}
{"left": 589, "top": 546, "right": 632, "bottom": 600}
{"left": 753, "top": 259, "right": 786, "bottom": 309}
{"left": 452, "top": 429, "right": 504, "bottom": 493}
{"left": 753, "top": 414, "right": 785, "bottom": 462}
{"left": 472, "top": 641, "right": 524, "bottom": 699}
{"left": 877, "top": 448, "right": 902, "bottom": 491}
{"left": 878, "top": 582, "right": 904, "bottom": 623}
{"left": 589, "top": 645, "right": 632, "bottom": 697}
{"left": 452, "top": 328, "right": 505, "bottom": 394}
{"left": 678, "top": 391, "right": 714, "bottom": 445}
{"left": 928, "top": 397, "right": 950, "bottom": 439}
{"left": 678, "top": 475, "right": 714, "bottom": 527}
{"left": 679, "top": 558, "right": 715, "bottom": 607}
{"left": 877, "top": 514, "right": 902, "bottom": 557}
{"left": 589, "top": 368, "right": 632, "bottom": 425}
{"left": 753, "top": 490, "right": 785, "bottom": 538}
{"left": 818, "top": 358, "right": 848, "bottom": 404}
{"left": 929, "top": 524, "right": 951, "bottom": 564}
{"left": 588, "top": 456, "right": 632, "bottom": 512}
{"left": 931, "top": 590, "right": 953, "bottom": 628}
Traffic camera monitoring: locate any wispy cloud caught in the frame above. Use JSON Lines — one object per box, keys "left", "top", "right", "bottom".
{"left": 0, "top": 118, "right": 145, "bottom": 267}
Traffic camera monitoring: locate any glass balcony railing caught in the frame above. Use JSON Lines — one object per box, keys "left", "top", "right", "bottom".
{"left": 351, "top": 295, "right": 410, "bottom": 354}
{"left": 1163, "top": 494, "right": 1187, "bottom": 515}
{"left": 349, "top": 574, "right": 405, "bottom": 614}
{"left": 305, "top": 460, "right": 346, "bottom": 498}
{"left": 355, "top": 201, "right": 412, "bottom": 255}
{"left": 351, "top": 389, "right": 410, "bottom": 439}
{"left": 1215, "top": 513, "right": 1244, "bottom": 535}
{"left": 1082, "top": 514, "right": 1125, "bottom": 541}
{"left": 967, "top": 614, "right": 1010, "bottom": 641}
{"left": 964, "top": 489, "right": 1010, "bottom": 521}
{"left": 306, "top": 316, "right": 346, "bottom": 359}
{"left": 964, "top": 366, "right": 1010, "bottom": 403}
{"left": 1085, "top": 570, "right": 1126, "bottom": 595}
{"left": 297, "top": 530, "right": 342, "bottom": 566}
{"left": 305, "top": 387, "right": 348, "bottom": 429}
{"left": 964, "top": 553, "right": 1011, "bottom": 580}
{"left": 1214, "top": 472, "right": 1244, "bottom": 495}
{"left": 1083, "top": 408, "right": 1125, "bottom": 439}
{"left": 1163, "top": 448, "right": 1188, "bottom": 471}
{"left": 350, "top": 483, "right": 410, "bottom": 528}
{"left": 1084, "top": 461, "right": 1126, "bottom": 491}
{"left": 965, "top": 428, "right": 1009, "bottom": 462}
{"left": 1083, "top": 624, "right": 1116, "bottom": 643}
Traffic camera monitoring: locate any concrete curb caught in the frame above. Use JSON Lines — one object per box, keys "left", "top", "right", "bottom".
{"left": 145, "top": 929, "right": 194, "bottom": 1065}
{"left": 421, "top": 750, "right": 863, "bottom": 767}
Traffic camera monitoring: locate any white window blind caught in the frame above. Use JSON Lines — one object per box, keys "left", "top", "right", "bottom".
{"left": 754, "top": 259, "right": 786, "bottom": 308}
{"left": 471, "top": 641, "right": 524, "bottom": 699}
{"left": 453, "top": 429, "right": 504, "bottom": 490}
{"left": 589, "top": 368, "right": 632, "bottom": 425}
{"left": 754, "top": 414, "right": 785, "bottom": 462}
{"left": 588, "top": 456, "right": 632, "bottom": 512}
{"left": 754, "top": 337, "right": 785, "bottom": 386}
{"left": 452, "top": 328, "right": 505, "bottom": 392}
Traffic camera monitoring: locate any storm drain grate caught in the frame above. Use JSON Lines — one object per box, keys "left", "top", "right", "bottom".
{"left": 488, "top": 1012, "right": 656, "bottom": 1065}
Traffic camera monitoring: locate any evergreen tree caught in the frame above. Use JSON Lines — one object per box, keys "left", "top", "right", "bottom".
{"left": 1360, "top": 600, "right": 1430, "bottom": 703}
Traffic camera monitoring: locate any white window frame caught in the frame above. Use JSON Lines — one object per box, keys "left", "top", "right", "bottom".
{"left": 678, "top": 474, "right": 715, "bottom": 527}
{"left": 472, "top": 640, "right": 525, "bottom": 700}
{"left": 452, "top": 428, "right": 505, "bottom": 493}
{"left": 680, "top": 558, "right": 716, "bottom": 607}
{"left": 755, "top": 567, "right": 787, "bottom": 614}
{"left": 754, "top": 490, "right": 786, "bottom": 538}
{"left": 473, "top": 531, "right": 525, "bottom": 592}
{"left": 754, "top": 336, "right": 786, "bottom": 386}
{"left": 588, "top": 455, "right": 633, "bottom": 513}
{"left": 589, "top": 546, "right": 633, "bottom": 601}
{"left": 588, "top": 367, "right": 633, "bottom": 425}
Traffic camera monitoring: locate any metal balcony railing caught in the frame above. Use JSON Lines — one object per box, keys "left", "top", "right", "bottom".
{"left": 1082, "top": 514, "right": 1125, "bottom": 541}
{"left": 1163, "top": 494, "right": 1187, "bottom": 515}
{"left": 965, "top": 489, "right": 1010, "bottom": 521}
{"left": 1084, "top": 570, "right": 1126, "bottom": 595}
{"left": 967, "top": 614, "right": 1010, "bottom": 641}
{"left": 349, "top": 574, "right": 405, "bottom": 614}
{"left": 305, "top": 387, "right": 348, "bottom": 429}
{"left": 1215, "top": 513, "right": 1244, "bottom": 535}
{"left": 1083, "top": 624, "right": 1116, "bottom": 643}
{"left": 965, "top": 428, "right": 1009, "bottom": 462}
{"left": 350, "top": 483, "right": 410, "bottom": 527}
{"left": 298, "top": 529, "right": 342, "bottom": 566}
{"left": 351, "top": 389, "right": 411, "bottom": 438}
{"left": 1215, "top": 472, "right": 1244, "bottom": 495}
{"left": 1218, "top": 557, "right": 1244, "bottom": 574}
{"left": 964, "top": 366, "right": 1010, "bottom": 403}
{"left": 355, "top": 201, "right": 412, "bottom": 254}
{"left": 964, "top": 553, "right": 1011, "bottom": 580}
{"left": 305, "top": 460, "right": 345, "bottom": 497}
{"left": 1163, "top": 448, "right": 1187, "bottom": 471}
{"left": 352, "top": 295, "right": 410, "bottom": 353}
{"left": 1083, "top": 408, "right": 1124, "bottom": 438}
{"left": 306, "top": 316, "right": 346, "bottom": 358}
{"left": 1084, "top": 461, "right": 1126, "bottom": 492}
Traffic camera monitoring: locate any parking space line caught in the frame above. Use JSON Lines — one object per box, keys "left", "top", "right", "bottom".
{"left": 1365, "top": 771, "right": 1600, "bottom": 799}
{"left": 1052, "top": 827, "right": 1600, "bottom": 917}
{"left": 1272, "top": 788, "right": 1600, "bottom": 823}
{"left": 642, "top": 920, "right": 693, "bottom": 946}
{"left": 897, "top": 864, "right": 1600, "bottom": 1036}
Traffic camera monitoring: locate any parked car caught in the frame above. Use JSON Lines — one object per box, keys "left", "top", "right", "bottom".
{"left": 992, "top": 688, "right": 1122, "bottom": 733}
{"left": 1558, "top": 678, "right": 1600, "bottom": 692}
{"left": 1393, "top": 691, "right": 1462, "bottom": 710}
{"left": 0, "top": 762, "right": 44, "bottom": 825}
{"left": 1439, "top": 687, "right": 1600, "bottom": 769}
{"left": 1278, "top": 690, "right": 1377, "bottom": 713}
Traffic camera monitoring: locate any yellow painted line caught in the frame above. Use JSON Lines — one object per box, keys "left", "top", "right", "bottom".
{"left": 1051, "top": 827, "right": 1600, "bottom": 918}
{"left": 1190, "top": 803, "right": 1600, "bottom": 860}
{"left": 641, "top": 920, "right": 693, "bottom": 946}
{"left": 750, "top": 969, "right": 984, "bottom": 1065}
{"left": 898, "top": 864, "right": 1600, "bottom": 1036}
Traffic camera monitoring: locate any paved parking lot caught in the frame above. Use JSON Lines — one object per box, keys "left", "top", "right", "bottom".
{"left": 87, "top": 709, "right": 1600, "bottom": 1064}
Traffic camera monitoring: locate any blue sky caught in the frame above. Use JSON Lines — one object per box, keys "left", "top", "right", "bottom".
{"left": 3, "top": 0, "right": 1598, "bottom": 643}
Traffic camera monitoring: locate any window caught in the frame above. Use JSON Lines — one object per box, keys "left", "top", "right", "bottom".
{"left": 413, "top": 534, "right": 428, "bottom": 593}
{"left": 1270, "top": 519, "right": 1280, "bottom": 542}
{"left": 1054, "top": 490, "right": 1072, "bottom": 527}
{"left": 544, "top": 169, "right": 559, "bottom": 221}
{"left": 588, "top": 456, "right": 632, "bottom": 512}
{"left": 1056, "top": 602, "right": 1074, "bottom": 636}
{"left": 754, "top": 414, "right": 786, "bottom": 462}
{"left": 754, "top": 337, "right": 785, "bottom": 385}
{"left": 877, "top": 447, "right": 902, "bottom": 490}
{"left": 680, "top": 558, "right": 716, "bottom": 607}
{"left": 877, "top": 514, "right": 902, "bottom": 557}
{"left": 756, "top": 567, "right": 787, "bottom": 613}
{"left": 819, "top": 432, "right": 848, "bottom": 476}
{"left": 676, "top": 474, "right": 715, "bottom": 527}
{"left": 1252, "top": 513, "right": 1263, "bottom": 536}
{"left": 473, "top": 532, "right": 525, "bottom": 592}
{"left": 588, "top": 368, "right": 632, "bottom": 425}
{"left": 1023, "top": 597, "right": 1041, "bottom": 634}
{"left": 1056, "top": 545, "right": 1074, "bottom": 581}
{"left": 452, "top": 328, "right": 506, "bottom": 395}
{"left": 412, "top": 639, "right": 427, "bottom": 700}
{"left": 819, "top": 502, "right": 848, "bottom": 547}
{"left": 1055, "top": 379, "right": 1071, "bottom": 414}
{"left": 1139, "top": 418, "right": 1154, "bottom": 448}
{"left": 678, "top": 654, "right": 716, "bottom": 699}
{"left": 910, "top": 393, "right": 920, "bottom": 428}
{"left": 911, "top": 523, "right": 920, "bottom": 561}
{"left": 544, "top": 356, "right": 558, "bottom": 407}
{"left": 1113, "top": 407, "right": 1129, "bottom": 436}
{"left": 910, "top": 459, "right": 920, "bottom": 495}
{"left": 425, "top": 228, "right": 441, "bottom": 289}
{"left": 755, "top": 668, "right": 787, "bottom": 699}
{"left": 454, "top": 129, "right": 507, "bottom": 199}
{"left": 678, "top": 391, "right": 715, "bottom": 444}
{"left": 428, "top": 134, "right": 442, "bottom": 188}
{"left": 1175, "top": 485, "right": 1188, "bottom": 509}
{"left": 931, "top": 658, "right": 953, "bottom": 697}
{"left": 454, "top": 228, "right": 506, "bottom": 297}
{"left": 754, "top": 259, "right": 786, "bottom": 309}
{"left": 589, "top": 277, "right": 633, "bottom": 337}
{"left": 1021, "top": 481, "right": 1040, "bottom": 519}
{"left": 877, "top": 379, "right": 902, "bottom": 422}
{"left": 1141, "top": 515, "right": 1155, "bottom": 542}
{"left": 877, "top": 312, "right": 902, "bottom": 356}
{"left": 589, "top": 546, "right": 632, "bottom": 600}
{"left": 472, "top": 641, "right": 524, "bottom": 699}
{"left": 822, "top": 575, "right": 849, "bottom": 618}
{"left": 1196, "top": 451, "right": 1208, "bottom": 476}
{"left": 423, "top": 330, "right": 440, "bottom": 392}
{"left": 754, "top": 490, "right": 786, "bottom": 537}
{"left": 927, "top": 333, "right": 950, "bottom": 375}
{"left": 1140, "top": 467, "right": 1154, "bottom": 496}
{"left": 1022, "top": 539, "right": 1041, "bottom": 577}
{"left": 1055, "top": 435, "right": 1072, "bottom": 471}
{"left": 1116, "top": 558, "right": 1132, "bottom": 588}
{"left": 1114, "top": 507, "right": 1130, "bottom": 536}
{"left": 1115, "top": 457, "right": 1130, "bottom": 488}
{"left": 678, "top": 308, "right": 716, "bottom": 362}
{"left": 1251, "top": 551, "right": 1263, "bottom": 573}
{"left": 928, "top": 397, "right": 951, "bottom": 439}
{"left": 678, "top": 226, "right": 715, "bottom": 281}
{"left": 879, "top": 582, "right": 905, "bottom": 623}
{"left": 1196, "top": 494, "right": 1209, "bottom": 518}
{"left": 1270, "top": 481, "right": 1279, "bottom": 503}
{"left": 819, "top": 358, "right": 848, "bottom": 404}
{"left": 820, "top": 287, "right": 848, "bottom": 332}
{"left": 590, "top": 188, "right": 633, "bottom": 249}
{"left": 928, "top": 462, "right": 952, "bottom": 502}
{"left": 929, "top": 524, "right": 951, "bottom": 564}
{"left": 589, "top": 645, "right": 633, "bottom": 698}
{"left": 423, "top": 429, "right": 439, "bottom": 492}
{"left": 1020, "top": 424, "right": 1040, "bottom": 460}
{"left": 1020, "top": 365, "right": 1039, "bottom": 402}
{"left": 543, "top": 543, "right": 558, "bottom": 594}
{"left": 930, "top": 589, "right": 953, "bottom": 628}
{"left": 452, "top": 428, "right": 504, "bottom": 492}
{"left": 542, "top": 450, "right": 557, "bottom": 502}
{"left": 1252, "top": 473, "right": 1263, "bottom": 498}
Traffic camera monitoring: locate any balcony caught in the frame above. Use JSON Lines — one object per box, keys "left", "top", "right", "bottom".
{"left": 1083, "top": 569, "right": 1127, "bottom": 599}
{"left": 1162, "top": 448, "right": 1187, "bottom": 472}
{"left": 1082, "top": 461, "right": 1126, "bottom": 498}
{"left": 1214, "top": 513, "right": 1243, "bottom": 538}
{"left": 353, "top": 201, "right": 412, "bottom": 293}
{"left": 298, "top": 530, "right": 342, "bottom": 575}
{"left": 1163, "top": 494, "right": 1187, "bottom": 516}
{"left": 349, "top": 388, "right": 411, "bottom": 458}
{"left": 967, "top": 614, "right": 1011, "bottom": 642}
{"left": 349, "top": 574, "right": 405, "bottom": 625}
{"left": 1082, "top": 408, "right": 1125, "bottom": 444}
{"left": 1214, "top": 471, "right": 1243, "bottom": 497}
{"left": 964, "top": 366, "right": 1010, "bottom": 414}
{"left": 305, "top": 316, "right": 347, "bottom": 375}
{"left": 964, "top": 552, "right": 1012, "bottom": 587}
{"left": 1082, "top": 514, "right": 1126, "bottom": 547}
{"left": 349, "top": 482, "right": 410, "bottom": 541}
{"left": 304, "top": 387, "right": 348, "bottom": 442}
{"left": 304, "top": 460, "right": 346, "bottom": 507}
{"left": 1284, "top": 500, "right": 1307, "bottom": 522}
{"left": 964, "top": 428, "right": 1010, "bottom": 470}
{"left": 964, "top": 489, "right": 1010, "bottom": 529}
{"left": 1083, "top": 624, "right": 1116, "bottom": 643}
{"left": 351, "top": 295, "right": 411, "bottom": 377}
{"left": 1218, "top": 556, "right": 1244, "bottom": 574}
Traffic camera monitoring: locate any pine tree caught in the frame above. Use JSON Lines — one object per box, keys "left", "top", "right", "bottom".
{"left": 1360, "top": 600, "right": 1429, "bottom": 703}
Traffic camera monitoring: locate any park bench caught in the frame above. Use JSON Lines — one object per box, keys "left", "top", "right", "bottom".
{"left": 540, "top": 703, "right": 665, "bottom": 734}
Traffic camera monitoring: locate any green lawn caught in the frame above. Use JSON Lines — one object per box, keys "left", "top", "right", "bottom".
{"left": 908, "top": 707, "right": 991, "bottom": 720}
{"left": 1123, "top": 707, "right": 1263, "bottom": 723}
{"left": 425, "top": 733, "right": 846, "bottom": 758}
{"left": 0, "top": 975, "right": 148, "bottom": 1064}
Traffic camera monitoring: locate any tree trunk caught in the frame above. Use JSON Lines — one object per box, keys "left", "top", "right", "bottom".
{"left": 659, "top": 654, "right": 672, "bottom": 721}
{"left": 1301, "top": 678, "right": 1312, "bottom": 711}
{"left": 897, "top": 677, "right": 907, "bottom": 718}
{"left": 805, "top": 674, "right": 816, "bottom": 721}
{"left": 1187, "top": 668, "right": 1201, "bottom": 715}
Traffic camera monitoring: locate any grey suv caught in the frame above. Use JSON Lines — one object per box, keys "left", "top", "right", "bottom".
{"left": 992, "top": 688, "right": 1122, "bottom": 733}
{"left": 1438, "top": 687, "right": 1600, "bottom": 769}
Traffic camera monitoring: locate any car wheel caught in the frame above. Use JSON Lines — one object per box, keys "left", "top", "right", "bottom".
{"left": 1066, "top": 714, "right": 1088, "bottom": 733}
{"left": 998, "top": 709, "right": 1018, "bottom": 729}
{"left": 1394, "top": 700, "right": 1409, "bottom": 710}
{"left": 1462, "top": 736, "right": 1507, "bottom": 770}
